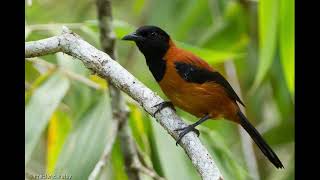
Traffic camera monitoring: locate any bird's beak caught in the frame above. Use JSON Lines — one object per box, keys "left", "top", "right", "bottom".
{"left": 122, "top": 32, "right": 142, "bottom": 41}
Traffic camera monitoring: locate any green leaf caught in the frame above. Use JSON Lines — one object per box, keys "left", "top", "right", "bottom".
{"left": 129, "top": 104, "right": 152, "bottom": 154}
{"left": 251, "top": 0, "right": 279, "bottom": 92}
{"left": 47, "top": 111, "right": 72, "bottom": 173}
{"left": 177, "top": 41, "right": 245, "bottom": 64}
{"left": 25, "top": 72, "right": 70, "bottom": 165}
{"left": 279, "top": 0, "right": 294, "bottom": 97}
{"left": 146, "top": 0, "right": 177, "bottom": 32}
{"left": 201, "top": 130, "right": 249, "bottom": 180}
{"left": 150, "top": 119, "right": 200, "bottom": 180}
{"left": 54, "top": 93, "right": 112, "bottom": 179}
{"left": 113, "top": 20, "right": 136, "bottom": 39}
{"left": 110, "top": 140, "right": 129, "bottom": 180}
{"left": 174, "top": 0, "right": 209, "bottom": 40}
{"left": 133, "top": 0, "right": 146, "bottom": 15}
{"left": 56, "top": 52, "right": 100, "bottom": 121}
{"left": 25, "top": 69, "right": 54, "bottom": 105}
{"left": 197, "top": 2, "right": 249, "bottom": 52}
{"left": 25, "top": 60, "right": 41, "bottom": 83}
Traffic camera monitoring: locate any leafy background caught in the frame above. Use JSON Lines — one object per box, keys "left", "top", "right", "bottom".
{"left": 25, "top": 0, "right": 294, "bottom": 179}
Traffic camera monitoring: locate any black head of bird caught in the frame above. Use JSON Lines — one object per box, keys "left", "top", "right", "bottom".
{"left": 122, "top": 25, "right": 170, "bottom": 58}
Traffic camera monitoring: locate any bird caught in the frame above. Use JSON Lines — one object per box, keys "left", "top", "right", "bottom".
{"left": 122, "top": 25, "right": 284, "bottom": 169}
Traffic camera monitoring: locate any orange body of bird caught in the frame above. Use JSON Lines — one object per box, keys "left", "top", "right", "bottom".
{"left": 160, "top": 40, "right": 239, "bottom": 121}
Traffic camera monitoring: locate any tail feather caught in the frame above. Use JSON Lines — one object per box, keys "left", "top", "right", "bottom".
{"left": 237, "top": 111, "right": 284, "bottom": 169}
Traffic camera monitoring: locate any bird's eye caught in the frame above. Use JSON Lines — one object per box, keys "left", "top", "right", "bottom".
{"left": 150, "top": 32, "right": 157, "bottom": 37}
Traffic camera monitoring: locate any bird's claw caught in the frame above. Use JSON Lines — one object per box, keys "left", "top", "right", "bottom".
{"left": 174, "top": 126, "right": 200, "bottom": 146}
{"left": 152, "top": 101, "right": 175, "bottom": 117}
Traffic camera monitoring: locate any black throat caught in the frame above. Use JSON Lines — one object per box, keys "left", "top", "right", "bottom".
{"left": 145, "top": 55, "right": 166, "bottom": 82}
{"left": 136, "top": 41, "right": 168, "bottom": 82}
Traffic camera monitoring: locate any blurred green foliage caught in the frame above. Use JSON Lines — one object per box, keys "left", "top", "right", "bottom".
{"left": 25, "top": 0, "right": 294, "bottom": 179}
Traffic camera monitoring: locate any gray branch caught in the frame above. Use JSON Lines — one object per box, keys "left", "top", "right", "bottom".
{"left": 25, "top": 28, "right": 223, "bottom": 180}
{"left": 118, "top": 120, "right": 142, "bottom": 180}
{"left": 93, "top": 0, "right": 145, "bottom": 179}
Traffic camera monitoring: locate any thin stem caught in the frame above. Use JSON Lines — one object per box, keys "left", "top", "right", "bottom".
{"left": 224, "top": 61, "right": 260, "bottom": 180}
{"left": 26, "top": 58, "right": 102, "bottom": 90}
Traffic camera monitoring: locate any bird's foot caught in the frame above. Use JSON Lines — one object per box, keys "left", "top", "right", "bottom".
{"left": 174, "top": 125, "right": 200, "bottom": 146}
{"left": 152, "top": 101, "right": 175, "bottom": 117}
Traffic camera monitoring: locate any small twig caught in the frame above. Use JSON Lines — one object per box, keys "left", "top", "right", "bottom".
{"left": 132, "top": 163, "right": 165, "bottom": 180}
{"left": 224, "top": 61, "right": 260, "bottom": 180}
{"left": 118, "top": 117, "right": 165, "bottom": 180}
{"left": 91, "top": 0, "right": 139, "bottom": 180}
{"left": 62, "top": 69, "right": 102, "bottom": 90}
{"left": 118, "top": 120, "right": 141, "bottom": 180}
{"left": 27, "top": 23, "right": 83, "bottom": 31}
{"left": 88, "top": 119, "right": 120, "bottom": 180}
{"left": 26, "top": 58, "right": 102, "bottom": 90}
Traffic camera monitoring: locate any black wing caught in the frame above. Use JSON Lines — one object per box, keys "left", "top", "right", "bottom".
{"left": 175, "top": 62, "right": 245, "bottom": 106}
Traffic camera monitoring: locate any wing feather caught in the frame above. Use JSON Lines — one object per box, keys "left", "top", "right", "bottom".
{"left": 174, "top": 55, "right": 245, "bottom": 106}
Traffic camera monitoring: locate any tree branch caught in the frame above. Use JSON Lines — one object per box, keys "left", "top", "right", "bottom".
{"left": 92, "top": 0, "right": 146, "bottom": 179}
{"left": 118, "top": 120, "right": 142, "bottom": 180}
{"left": 89, "top": 0, "right": 125, "bottom": 179}
{"left": 25, "top": 28, "right": 223, "bottom": 180}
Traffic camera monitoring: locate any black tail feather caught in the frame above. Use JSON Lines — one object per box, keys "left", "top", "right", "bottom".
{"left": 237, "top": 111, "right": 284, "bottom": 169}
